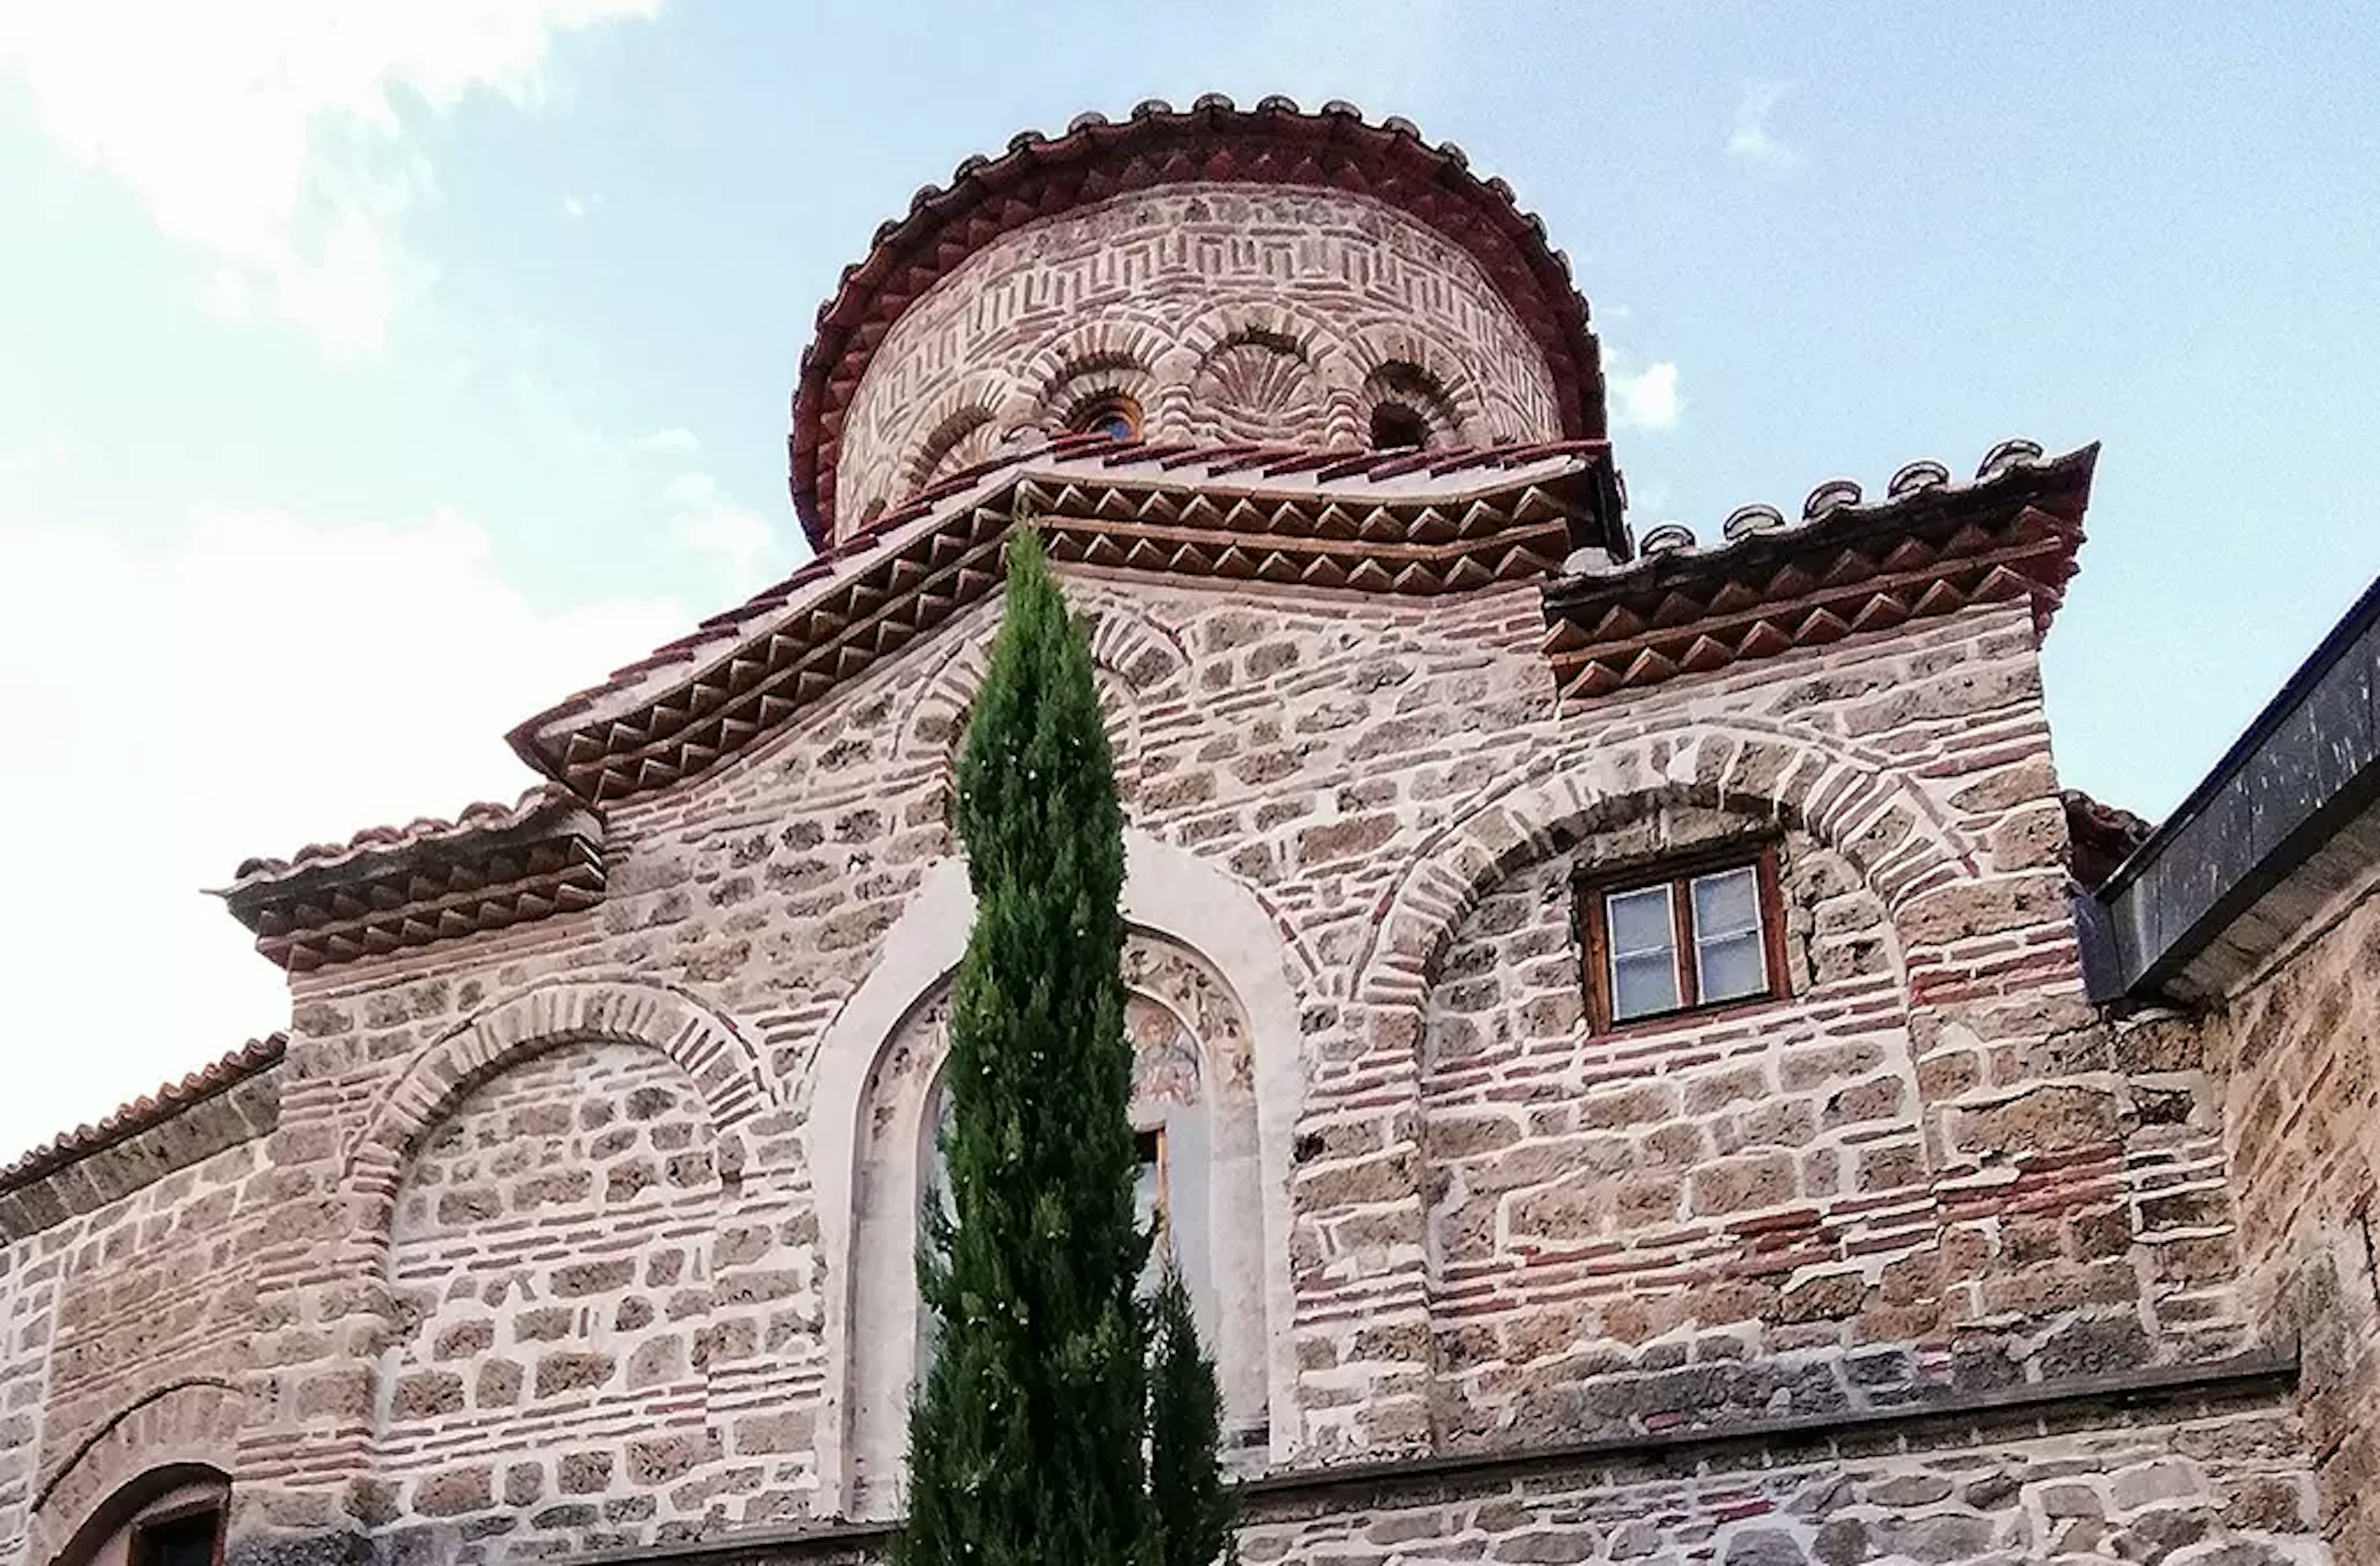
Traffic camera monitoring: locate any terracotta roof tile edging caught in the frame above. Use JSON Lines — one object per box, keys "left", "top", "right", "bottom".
{"left": 0, "top": 1033, "right": 287, "bottom": 1195}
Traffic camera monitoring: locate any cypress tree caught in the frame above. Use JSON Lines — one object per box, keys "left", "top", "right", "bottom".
{"left": 894, "top": 527, "right": 1152, "bottom": 1566}
{"left": 1148, "top": 1259, "right": 1237, "bottom": 1566}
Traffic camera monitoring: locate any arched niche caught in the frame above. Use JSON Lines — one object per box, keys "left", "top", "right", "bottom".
{"left": 808, "top": 833, "right": 1307, "bottom": 1516}
{"left": 843, "top": 934, "right": 1263, "bottom": 1518}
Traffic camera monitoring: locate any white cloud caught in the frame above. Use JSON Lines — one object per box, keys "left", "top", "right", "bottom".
{"left": 0, "top": 0, "right": 659, "bottom": 353}
{"left": 562, "top": 193, "right": 590, "bottom": 219}
{"left": 1727, "top": 82, "right": 1801, "bottom": 169}
{"left": 663, "top": 470, "right": 777, "bottom": 577}
{"left": 0, "top": 508, "right": 684, "bottom": 1163}
{"left": 1611, "top": 358, "right": 1683, "bottom": 431}
{"left": 635, "top": 425, "right": 703, "bottom": 455}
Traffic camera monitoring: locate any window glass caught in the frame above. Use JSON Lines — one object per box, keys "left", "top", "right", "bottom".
{"left": 1692, "top": 866, "right": 1767, "bottom": 1002}
{"left": 1606, "top": 883, "right": 1680, "bottom": 1019}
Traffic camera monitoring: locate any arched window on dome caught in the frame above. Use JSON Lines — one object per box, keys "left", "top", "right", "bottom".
{"left": 1069, "top": 392, "right": 1143, "bottom": 443}
{"left": 1369, "top": 402, "right": 1431, "bottom": 451}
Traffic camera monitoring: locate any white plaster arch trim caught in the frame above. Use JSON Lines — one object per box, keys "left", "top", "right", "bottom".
{"left": 808, "top": 833, "right": 1311, "bottom": 1510}
{"left": 342, "top": 976, "right": 779, "bottom": 1190}
{"left": 1352, "top": 717, "right": 1983, "bottom": 1007}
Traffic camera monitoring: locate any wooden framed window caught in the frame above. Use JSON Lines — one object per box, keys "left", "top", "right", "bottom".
{"left": 1579, "top": 845, "right": 1788, "bottom": 1030}
{"left": 130, "top": 1502, "right": 224, "bottom": 1566}
{"left": 1134, "top": 1125, "right": 1170, "bottom": 1236}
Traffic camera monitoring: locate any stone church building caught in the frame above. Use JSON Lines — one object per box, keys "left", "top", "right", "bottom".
{"left": 5, "top": 99, "right": 2377, "bottom": 1566}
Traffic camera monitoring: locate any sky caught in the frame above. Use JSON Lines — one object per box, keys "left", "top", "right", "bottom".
{"left": 1, "top": 2, "right": 2375, "bottom": 1161}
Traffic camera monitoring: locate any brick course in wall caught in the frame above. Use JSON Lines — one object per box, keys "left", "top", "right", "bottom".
{"left": 2, "top": 570, "right": 2329, "bottom": 1566}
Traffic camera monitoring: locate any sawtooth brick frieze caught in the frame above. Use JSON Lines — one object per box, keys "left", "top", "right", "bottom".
{"left": 4, "top": 94, "right": 2362, "bottom": 1566}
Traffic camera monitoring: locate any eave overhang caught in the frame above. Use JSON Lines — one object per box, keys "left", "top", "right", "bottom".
{"left": 215, "top": 787, "right": 606, "bottom": 974}
{"left": 2086, "top": 570, "right": 2380, "bottom": 1004}
{"left": 789, "top": 95, "right": 1608, "bottom": 546}
{"left": 514, "top": 435, "right": 1619, "bottom": 805}
{"left": 1541, "top": 441, "right": 2096, "bottom": 704}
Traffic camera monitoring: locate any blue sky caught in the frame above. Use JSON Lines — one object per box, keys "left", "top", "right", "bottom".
{"left": 1, "top": 2, "right": 2374, "bottom": 1155}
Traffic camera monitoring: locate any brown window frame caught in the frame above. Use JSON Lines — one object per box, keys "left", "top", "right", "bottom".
{"left": 1134, "top": 1124, "right": 1170, "bottom": 1236}
{"left": 1577, "top": 841, "right": 1790, "bottom": 1033}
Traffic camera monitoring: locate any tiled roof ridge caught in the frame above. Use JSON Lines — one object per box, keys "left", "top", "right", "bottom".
{"left": 1541, "top": 438, "right": 2098, "bottom": 705}
{"left": 0, "top": 1032, "right": 286, "bottom": 1193}
{"left": 223, "top": 782, "right": 581, "bottom": 892}
{"left": 2064, "top": 788, "right": 2154, "bottom": 893}
{"left": 788, "top": 95, "right": 1608, "bottom": 544}
{"left": 1567, "top": 438, "right": 2093, "bottom": 582}
{"left": 510, "top": 437, "right": 1618, "bottom": 803}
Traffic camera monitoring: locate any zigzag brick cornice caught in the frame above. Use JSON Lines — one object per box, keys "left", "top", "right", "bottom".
{"left": 216, "top": 788, "right": 605, "bottom": 973}
{"left": 789, "top": 95, "right": 1608, "bottom": 545}
{"left": 1541, "top": 441, "right": 2097, "bottom": 704}
{"left": 512, "top": 438, "right": 1615, "bottom": 805}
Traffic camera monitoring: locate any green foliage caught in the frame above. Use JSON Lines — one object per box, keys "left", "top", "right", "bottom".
{"left": 1148, "top": 1257, "right": 1238, "bottom": 1566}
{"left": 893, "top": 526, "right": 1154, "bottom": 1566}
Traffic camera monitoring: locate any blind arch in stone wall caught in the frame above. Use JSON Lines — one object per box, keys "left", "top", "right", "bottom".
{"left": 342, "top": 980, "right": 816, "bottom": 1548}
{"left": 1354, "top": 720, "right": 1982, "bottom": 1010}
{"left": 1411, "top": 793, "right": 1922, "bottom": 1448}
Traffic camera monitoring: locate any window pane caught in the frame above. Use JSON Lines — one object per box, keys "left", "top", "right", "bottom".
{"left": 1606, "top": 885, "right": 1675, "bottom": 955}
{"left": 1612, "top": 950, "right": 1681, "bottom": 1020}
{"left": 1698, "top": 929, "right": 1768, "bottom": 1002}
{"left": 1691, "top": 867, "right": 1760, "bottom": 939}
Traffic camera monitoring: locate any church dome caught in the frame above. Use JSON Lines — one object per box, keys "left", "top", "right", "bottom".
{"left": 787, "top": 95, "right": 1608, "bottom": 547}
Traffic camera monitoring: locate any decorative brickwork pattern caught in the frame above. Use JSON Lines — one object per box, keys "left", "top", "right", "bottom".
{"left": 1540, "top": 443, "right": 2092, "bottom": 703}
{"left": 790, "top": 99, "right": 1607, "bottom": 541}
{"left": 508, "top": 442, "right": 1611, "bottom": 805}
{"left": 25, "top": 1380, "right": 240, "bottom": 1566}
{"left": 831, "top": 185, "right": 1564, "bottom": 533}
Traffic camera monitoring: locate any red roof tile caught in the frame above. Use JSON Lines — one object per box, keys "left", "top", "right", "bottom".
{"left": 0, "top": 1033, "right": 286, "bottom": 1193}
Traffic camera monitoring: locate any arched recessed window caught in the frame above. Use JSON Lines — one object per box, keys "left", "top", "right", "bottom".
{"left": 1070, "top": 393, "right": 1142, "bottom": 443}
{"left": 1370, "top": 402, "right": 1430, "bottom": 451}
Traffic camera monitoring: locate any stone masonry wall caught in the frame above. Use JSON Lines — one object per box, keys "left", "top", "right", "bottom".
{"left": 1420, "top": 807, "right": 1918, "bottom": 1448}
{"left": 6, "top": 568, "right": 2318, "bottom": 1565}
{"left": 831, "top": 186, "right": 1566, "bottom": 533}
{"left": 0, "top": 1128, "right": 280, "bottom": 1566}
{"left": 1238, "top": 1394, "right": 2325, "bottom": 1566}
{"left": 368, "top": 1040, "right": 739, "bottom": 1541}
{"left": 2198, "top": 881, "right": 2380, "bottom": 1560}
